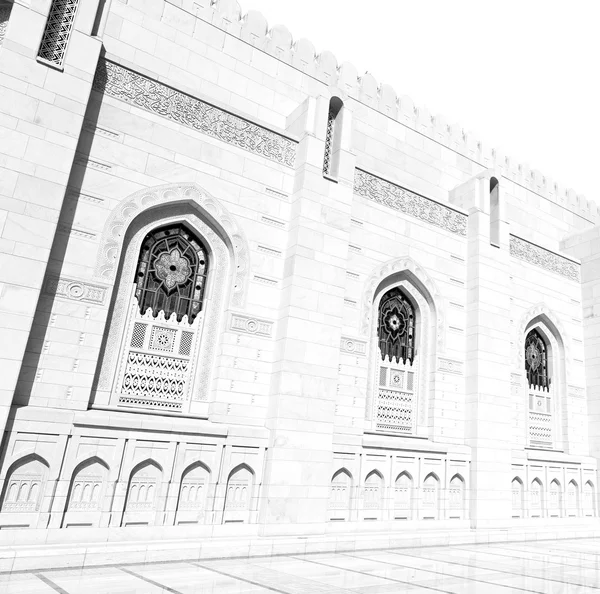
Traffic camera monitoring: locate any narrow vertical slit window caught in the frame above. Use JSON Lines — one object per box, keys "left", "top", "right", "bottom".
{"left": 0, "top": 1, "right": 13, "bottom": 48}
{"left": 490, "top": 177, "right": 500, "bottom": 247}
{"left": 323, "top": 96, "right": 343, "bottom": 180}
{"left": 37, "top": 0, "right": 80, "bottom": 68}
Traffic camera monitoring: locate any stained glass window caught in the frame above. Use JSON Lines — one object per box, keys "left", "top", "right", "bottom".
{"left": 378, "top": 287, "right": 416, "bottom": 365}
{"left": 134, "top": 224, "right": 208, "bottom": 323}
{"left": 525, "top": 329, "right": 550, "bottom": 390}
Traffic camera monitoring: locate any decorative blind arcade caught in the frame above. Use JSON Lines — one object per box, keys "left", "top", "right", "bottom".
{"left": 37, "top": 0, "right": 79, "bottom": 67}
{"left": 376, "top": 288, "right": 417, "bottom": 434}
{"left": 116, "top": 224, "right": 208, "bottom": 411}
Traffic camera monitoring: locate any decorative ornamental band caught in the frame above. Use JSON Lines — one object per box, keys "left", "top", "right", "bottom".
{"left": 230, "top": 314, "right": 274, "bottom": 337}
{"left": 44, "top": 276, "right": 107, "bottom": 304}
{"left": 92, "top": 59, "right": 297, "bottom": 168}
{"left": 509, "top": 235, "right": 580, "bottom": 281}
{"left": 353, "top": 169, "right": 467, "bottom": 236}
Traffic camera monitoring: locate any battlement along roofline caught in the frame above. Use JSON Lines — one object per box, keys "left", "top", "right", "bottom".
{"left": 188, "top": 0, "right": 596, "bottom": 224}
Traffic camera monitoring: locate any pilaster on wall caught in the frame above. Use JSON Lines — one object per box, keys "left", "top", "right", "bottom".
{"left": 562, "top": 228, "right": 600, "bottom": 489}
{"left": 0, "top": 0, "right": 102, "bottom": 436}
{"left": 451, "top": 173, "right": 512, "bottom": 527}
{"left": 258, "top": 95, "right": 355, "bottom": 535}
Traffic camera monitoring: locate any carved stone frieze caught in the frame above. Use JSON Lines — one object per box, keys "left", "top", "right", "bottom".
{"left": 353, "top": 169, "right": 467, "bottom": 236}
{"left": 437, "top": 358, "right": 463, "bottom": 375}
{"left": 340, "top": 337, "right": 367, "bottom": 356}
{"left": 44, "top": 276, "right": 107, "bottom": 304}
{"left": 93, "top": 59, "right": 297, "bottom": 168}
{"left": 230, "top": 314, "right": 273, "bottom": 337}
{"left": 510, "top": 235, "right": 580, "bottom": 281}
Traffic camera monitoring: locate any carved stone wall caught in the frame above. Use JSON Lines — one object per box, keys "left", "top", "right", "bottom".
{"left": 510, "top": 236, "right": 580, "bottom": 281}
{"left": 93, "top": 59, "right": 297, "bottom": 168}
{"left": 354, "top": 169, "right": 467, "bottom": 236}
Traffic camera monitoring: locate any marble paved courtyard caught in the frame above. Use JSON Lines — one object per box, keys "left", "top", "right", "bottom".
{"left": 2, "top": 538, "right": 600, "bottom": 593}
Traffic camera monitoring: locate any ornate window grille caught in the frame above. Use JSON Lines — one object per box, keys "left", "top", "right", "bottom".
{"left": 375, "top": 288, "right": 417, "bottom": 434}
{"left": 135, "top": 224, "right": 208, "bottom": 323}
{"left": 0, "top": 1, "right": 13, "bottom": 48}
{"left": 525, "top": 329, "right": 550, "bottom": 390}
{"left": 525, "top": 328, "right": 553, "bottom": 448}
{"left": 37, "top": 0, "right": 79, "bottom": 68}
{"left": 113, "top": 224, "right": 209, "bottom": 412}
{"left": 323, "top": 97, "right": 343, "bottom": 178}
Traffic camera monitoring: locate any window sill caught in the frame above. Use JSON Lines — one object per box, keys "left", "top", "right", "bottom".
{"left": 36, "top": 56, "right": 64, "bottom": 71}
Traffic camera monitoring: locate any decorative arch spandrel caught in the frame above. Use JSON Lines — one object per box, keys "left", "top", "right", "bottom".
{"left": 94, "top": 183, "right": 250, "bottom": 309}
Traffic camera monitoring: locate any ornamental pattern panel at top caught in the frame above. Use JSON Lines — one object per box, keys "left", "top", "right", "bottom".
{"left": 92, "top": 60, "right": 297, "bottom": 168}
{"left": 510, "top": 235, "right": 580, "bottom": 281}
{"left": 353, "top": 169, "right": 467, "bottom": 236}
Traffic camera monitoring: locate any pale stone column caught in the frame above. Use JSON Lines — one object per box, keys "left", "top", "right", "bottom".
{"left": 258, "top": 94, "right": 355, "bottom": 535}
{"left": 451, "top": 172, "right": 512, "bottom": 527}
{"left": 0, "top": 0, "right": 102, "bottom": 436}
{"left": 562, "top": 227, "right": 600, "bottom": 504}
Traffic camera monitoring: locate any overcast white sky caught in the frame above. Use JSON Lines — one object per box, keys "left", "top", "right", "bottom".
{"left": 244, "top": 0, "right": 600, "bottom": 201}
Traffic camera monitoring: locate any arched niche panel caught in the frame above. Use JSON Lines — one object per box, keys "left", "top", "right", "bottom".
{"left": 422, "top": 473, "right": 440, "bottom": 520}
{"left": 448, "top": 474, "right": 465, "bottom": 519}
{"left": 329, "top": 468, "right": 352, "bottom": 522}
{"left": 0, "top": 455, "right": 49, "bottom": 522}
{"left": 121, "top": 460, "right": 163, "bottom": 527}
{"left": 394, "top": 471, "right": 413, "bottom": 520}
{"left": 62, "top": 457, "right": 109, "bottom": 528}
{"left": 175, "top": 462, "right": 211, "bottom": 526}
{"left": 223, "top": 464, "right": 254, "bottom": 524}
{"left": 363, "top": 470, "right": 383, "bottom": 520}
{"left": 511, "top": 477, "right": 524, "bottom": 518}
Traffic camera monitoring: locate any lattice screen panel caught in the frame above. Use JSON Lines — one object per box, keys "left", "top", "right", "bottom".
{"left": 37, "top": 0, "right": 79, "bottom": 67}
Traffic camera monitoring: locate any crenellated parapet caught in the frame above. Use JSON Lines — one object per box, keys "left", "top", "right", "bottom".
{"left": 171, "top": 0, "right": 596, "bottom": 223}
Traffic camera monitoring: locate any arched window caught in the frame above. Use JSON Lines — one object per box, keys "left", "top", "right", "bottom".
{"left": 135, "top": 224, "right": 208, "bottom": 323}
{"left": 323, "top": 96, "right": 343, "bottom": 180}
{"left": 374, "top": 287, "right": 417, "bottom": 434}
{"left": 524, "top": 324, "right": 556, "bottom": 448}
{"left": 378, "top": 288, "right": 416, "bottom": 365}
{"left": 111, "top": 222, "right": 212, "bottom": 412}
{"left": 525, "top": 329, "right": 550, "bottom": 391}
